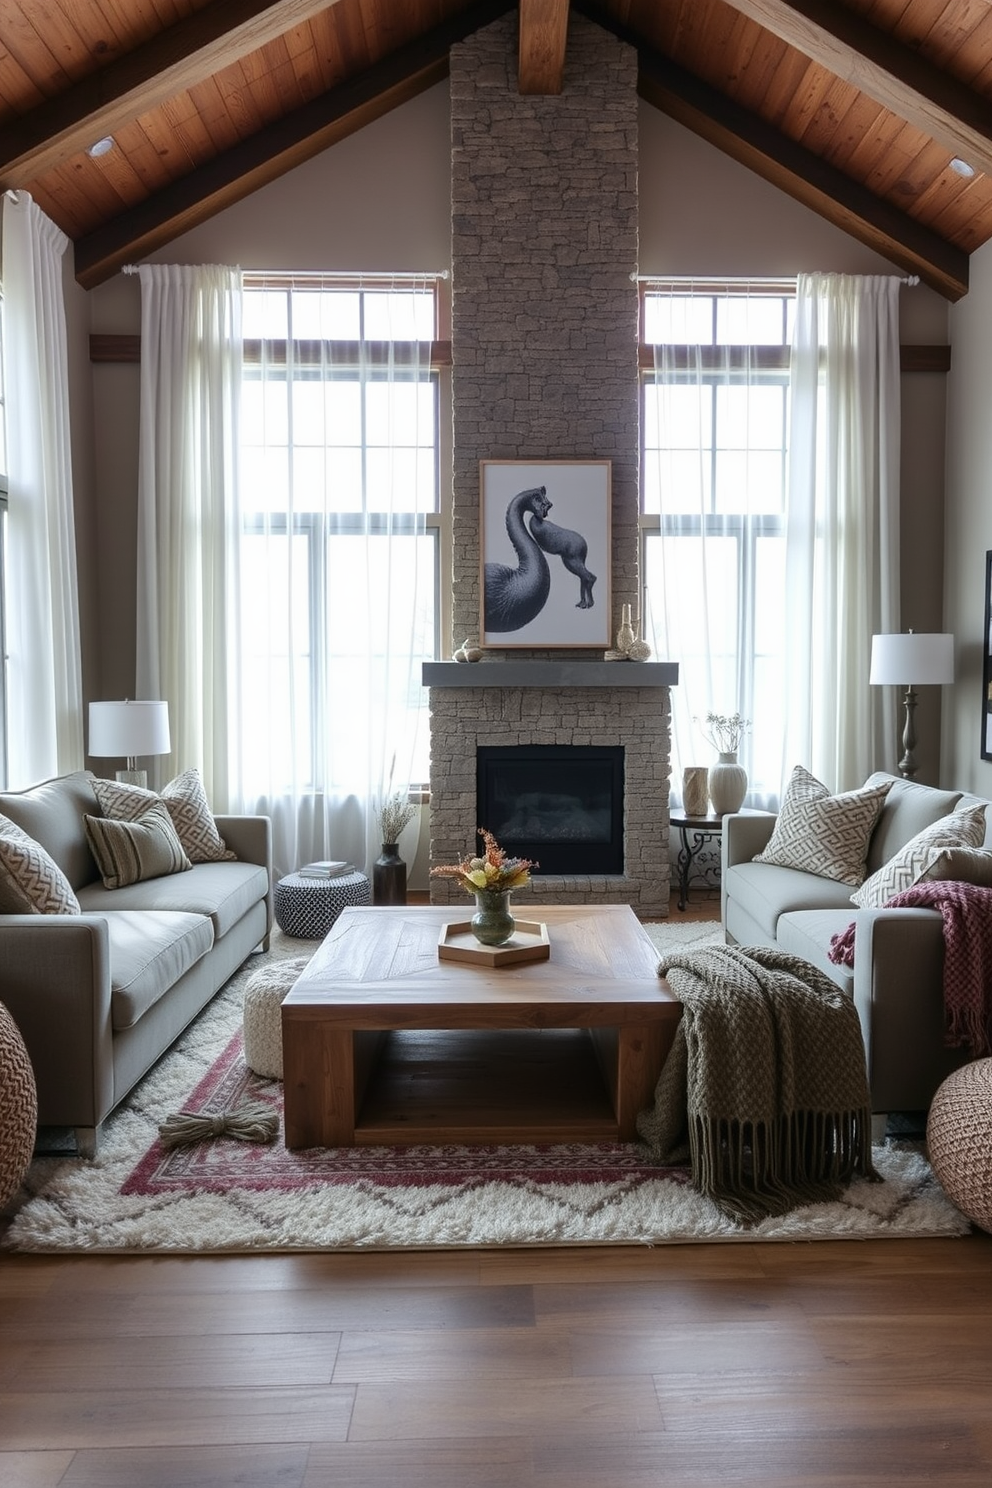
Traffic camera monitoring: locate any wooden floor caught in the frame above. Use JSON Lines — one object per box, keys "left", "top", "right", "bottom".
{"left": 4, "top": 893, "right": 992, "bottom": 1487}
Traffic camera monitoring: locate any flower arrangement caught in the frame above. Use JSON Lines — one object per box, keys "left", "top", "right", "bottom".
{"left": 696, "top": 711, "right": 751, "bottom": 754}
{"left": 377, "top": 790, "right": 417, "bottom": 845}
{"left": 430, "top": 828, "right": 537, "bottom": 895}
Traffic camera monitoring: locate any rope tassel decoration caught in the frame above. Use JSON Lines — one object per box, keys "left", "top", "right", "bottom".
{"left": 158, "top": 1101, "right": 279, "bottom": 1149}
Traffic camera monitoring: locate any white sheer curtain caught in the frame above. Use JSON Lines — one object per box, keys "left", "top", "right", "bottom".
{"left": 129, "top": 263, "right": 242, "bottom": 799}
{"left": 233, "top": 274, "right": 436, "bottom": 878}
{"left": 784, "top": 272, "right": 901, "bottom": 791}
{"left": 643, "top": 283, "right": 790, "bottom": 809}
{"left": 2, "top": 191, "right": 83, "bottom": 786}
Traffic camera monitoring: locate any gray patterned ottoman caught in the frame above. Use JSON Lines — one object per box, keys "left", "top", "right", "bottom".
{"left": 273, "top": 870, "right": 372, "bottom": 939}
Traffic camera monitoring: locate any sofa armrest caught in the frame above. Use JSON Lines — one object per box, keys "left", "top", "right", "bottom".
{"left": 850, "top": 906, "right": 962, "bottom": 1113}
{"left": 0, "top": 914, "right": 114, "bottom": 1128}
{"left": 215, "top": 812, "right": 273, "bottom": 939}
{"left": 722, "top": 810, "right": 777, "bottom": 870}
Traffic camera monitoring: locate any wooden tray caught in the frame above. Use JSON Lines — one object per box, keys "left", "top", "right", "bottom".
{"left": 437, "top": 919, "right": 550, "bottom": 967}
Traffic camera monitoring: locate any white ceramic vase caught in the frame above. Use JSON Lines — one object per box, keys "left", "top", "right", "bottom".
{"left": 708, "top": 751, "right": 748, "bottom": 815}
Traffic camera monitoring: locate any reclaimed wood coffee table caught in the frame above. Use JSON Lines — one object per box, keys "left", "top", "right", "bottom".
{"left": 281, "top": 903, "right": 681, "bottom": 1148}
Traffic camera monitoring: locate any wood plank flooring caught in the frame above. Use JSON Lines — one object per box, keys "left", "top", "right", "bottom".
{"left": 5, "top": 895, "right": 992, "bottom": 1486}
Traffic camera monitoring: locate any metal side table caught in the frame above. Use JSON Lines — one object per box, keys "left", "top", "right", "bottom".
{"left": 670, "top": 812, "right": 725, "bottom": 912}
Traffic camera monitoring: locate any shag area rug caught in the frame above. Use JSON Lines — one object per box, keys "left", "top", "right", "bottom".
{"left": 2, "top": 919, "right": 969, "bottom": 1252}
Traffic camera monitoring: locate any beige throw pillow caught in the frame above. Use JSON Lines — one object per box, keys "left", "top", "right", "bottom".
{"left": 0, "top": 812, "right": 81, "bottom": 915}
{"left": 91, "top": 768, "right": 236, "bottom": 863}
{"left": 851, "top": 804, "right": 988, "bottom": 908}
{"left": 84, "top": 802, "right": 192, "bottom": 890}
{"left": 754, "top": 765, "right": 892, "bottom": 885}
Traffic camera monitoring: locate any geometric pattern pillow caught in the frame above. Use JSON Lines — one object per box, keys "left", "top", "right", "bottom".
{"left": 91, "top": 768, "right": 236, "bottom": 864}
{"left": 84, "top": 802, "right": 192, "bottom": 890}
{"left": 0, "top": 812, "right": 81, "bottom": 915}
{"left": 851, "top": 803, "right": 988, "bottom": 908}
{"left": 753, "top": 765, "right": 892, "bottom": 885}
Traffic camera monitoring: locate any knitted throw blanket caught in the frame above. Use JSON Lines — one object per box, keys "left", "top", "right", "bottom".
{"left": 828, "top": 879, "right": 992, "bottom": 1056}
{"left": 637, "top": 945, "right": 876, "bottom": 1225}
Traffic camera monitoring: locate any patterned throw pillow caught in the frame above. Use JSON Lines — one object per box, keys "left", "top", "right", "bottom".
{"left": 754, "top": 765, "right": 892, "bottom": 885}
{"left": 84, "top": 802, "right": 192, "bottom": 890}
{"left": 0, "top": 812, "right": 81, "bottom": 915}
{"left": 851, "top": 804, "right": 988, "bottom": 908}
{"left": 91, "top": 768, "right": 236, "bottom": 863}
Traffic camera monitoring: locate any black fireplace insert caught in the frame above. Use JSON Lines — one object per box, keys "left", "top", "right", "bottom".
{"left": 476, "top": 744, "right": 624, "bottom": 875}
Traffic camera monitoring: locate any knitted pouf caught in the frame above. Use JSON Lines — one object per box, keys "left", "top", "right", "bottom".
{"left": 243, "top": 957, "right": 312, "bottom": 1079}
{"left": 274, "top": 870, "right": 372, "bottom": 939}
{"left": 927, "top": 1058, "right": 992, "bottom": 1232}
{"left": 0, "top": 1000, "right": 37, "bottom": 1210}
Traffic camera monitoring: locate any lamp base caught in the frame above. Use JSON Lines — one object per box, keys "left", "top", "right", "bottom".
{"left": 115, "top": 769, "right": 148, "bottom": 788}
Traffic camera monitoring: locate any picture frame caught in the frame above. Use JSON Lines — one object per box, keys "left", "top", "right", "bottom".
{"left": 479, "top": 459, "right": 612, "bottom": 649}
{"left": 982, "top": 550, "right": 992, "bottom": 761}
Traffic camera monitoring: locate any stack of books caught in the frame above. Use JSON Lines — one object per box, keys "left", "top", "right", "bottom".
{"left": 298, "top": 860, "right": 355, "bottom": 879}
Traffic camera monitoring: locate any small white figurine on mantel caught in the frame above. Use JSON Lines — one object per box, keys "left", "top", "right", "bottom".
{"left": 453, "top": 639, "right": 483, "bottom": 662}
{"left": 605, "top": 604, "right": 652, "bottom": 661}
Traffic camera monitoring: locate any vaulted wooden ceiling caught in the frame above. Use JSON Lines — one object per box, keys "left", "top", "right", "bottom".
{"left": 2, "top": 0, "right": 991, "bottom": 299}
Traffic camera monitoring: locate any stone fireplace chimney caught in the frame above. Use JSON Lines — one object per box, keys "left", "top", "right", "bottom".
{"left": 428, "top": 12, "right": 674, "bottom": 917}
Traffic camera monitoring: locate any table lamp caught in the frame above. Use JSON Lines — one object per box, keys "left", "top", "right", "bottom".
{"left": 869, "top": 632, "right": 954, "bottom": 779}
{"left": 88, "top": 700, "right": 171, "bottom": 787}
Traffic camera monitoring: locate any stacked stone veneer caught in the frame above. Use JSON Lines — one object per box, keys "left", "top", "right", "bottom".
{"left": 430, "top": 15, "right": 672, "bottom": 915}
{"left": 428, "top": 678, "right": 671, "bottom": 917}
{"left": 449, "top": 13, "right": 640, "bottom": 646}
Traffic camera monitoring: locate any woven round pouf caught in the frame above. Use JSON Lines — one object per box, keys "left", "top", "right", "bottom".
{"left": 274, "top": 870, "right": 372, "bottom": 939}
{"left": 927, "top": 1058, "right": 992, "bottom": 1232}
{"left": 243, "top": 956, "right": 313, "bottom": 1079}
{"left": 0, "top": 1000, "right": 37, "bottom": 1210}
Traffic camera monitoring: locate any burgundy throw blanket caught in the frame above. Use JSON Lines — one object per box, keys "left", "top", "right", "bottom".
{"left": 828, "top": 880, "right": 992, "bottom": 1055}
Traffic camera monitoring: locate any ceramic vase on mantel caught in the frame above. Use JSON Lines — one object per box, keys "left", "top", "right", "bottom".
{"left": 708, "top": 752, "right": 748, "bottom": 816}
{"left": 470, "top": 888, "right": 515, "bottom": 947}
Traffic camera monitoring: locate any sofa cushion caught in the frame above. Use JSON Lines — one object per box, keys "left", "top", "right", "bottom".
{"left": 775, "top": 909, "right": 856, "bottom": 998}
{"left": 0, "top": 814, "right": 81, "bottom": 915}
{"left": 91, "top": 769, "right": 237, "bottom": 864}
{"left": 103, "top": 910, "right": 215, "bottom": 1031}
{"left": 753, "top": 766, "right": 892, "bottom": 885}
{"left": 852, "top": 803, "right": 988, "bottom": 908}
{"left": 861, "top": 773, "right": 963, "bottom": 873}
{"left": 76, "top": 859, "right": 268, "bottom": 939}
{"left": 725, "top": 859, "right": 859, "bottom": 939}
{"left": 0, "top": 769, "right": 100, "bottom": 890}
{"left": 84, "top": 802, "right": 191, "bottom": 890}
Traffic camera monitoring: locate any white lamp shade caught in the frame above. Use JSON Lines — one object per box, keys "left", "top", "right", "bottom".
{"left": 869, "top": 633, "right": 955, "bottom": 687}
{"left": 88, "top": 700, "right": 171, "bottom": 758}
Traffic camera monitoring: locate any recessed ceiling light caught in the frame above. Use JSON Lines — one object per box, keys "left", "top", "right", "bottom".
{"left": 86, "top": 136, "right": 115, "bottom": 158}
{"left": 949, "top": 157, "right": 976, "bottom": 178}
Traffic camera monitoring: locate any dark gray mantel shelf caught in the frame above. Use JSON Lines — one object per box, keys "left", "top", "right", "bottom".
{"left": 422, "top": 660, "right": 679, "bottom": 688}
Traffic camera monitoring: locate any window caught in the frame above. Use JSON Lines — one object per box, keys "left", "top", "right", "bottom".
{"left": 238, "top": 276, "right": 440, "bottom": 797}
{"left": 640, "top": 282, "right": 793, "bottom": 799}
{"left": 0, "top": 282, "right": 7, "bottom": 789}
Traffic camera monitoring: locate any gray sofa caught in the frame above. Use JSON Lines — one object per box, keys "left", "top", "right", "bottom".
{"left": 722, "top": 770, "right": 991, "bottom": 1118}
{"left": 0, "top": 770, "right": 272, "bottom": 1154}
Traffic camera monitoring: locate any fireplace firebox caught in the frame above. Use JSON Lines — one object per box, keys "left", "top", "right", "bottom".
{"left": 476, "top": 745, "right": 624, "bottom": 876}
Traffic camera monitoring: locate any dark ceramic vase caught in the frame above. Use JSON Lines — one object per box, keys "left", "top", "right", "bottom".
{"left": 373, "top": 843, "right": 407, "bottom": 905}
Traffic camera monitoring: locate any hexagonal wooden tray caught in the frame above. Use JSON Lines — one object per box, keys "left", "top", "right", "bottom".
{"left": 437, "top": 919, "right": 551, "bottom": 967}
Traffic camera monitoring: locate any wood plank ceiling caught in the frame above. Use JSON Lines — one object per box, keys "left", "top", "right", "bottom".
{"left": 1, "top": 0, "right": 991, "bottom": 298}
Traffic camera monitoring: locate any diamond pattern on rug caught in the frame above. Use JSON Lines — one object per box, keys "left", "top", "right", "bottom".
{"left": 121, "top": 1029, "right": 680, "bottom": 1195}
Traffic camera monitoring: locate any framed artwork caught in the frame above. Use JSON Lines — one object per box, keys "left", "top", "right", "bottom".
{"left": 479, "top": 459, "right": 612, "bottom": 649}
{"left": 983, "top": 551, "right": 992, "bottom": 761}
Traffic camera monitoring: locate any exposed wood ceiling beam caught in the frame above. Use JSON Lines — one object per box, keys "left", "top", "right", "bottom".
{"left": 574, "top": 0, "right": 968, "bottom": 301}
{"left": 0, "top": 0, "right": 342, "bottom": 187}
{"left": 518, "top": 0, "right": 569, "bottom": 94}
{"left": 718, "top": 0, "right": 992, "bottom": 180}
{"left": 73, "top": 0, "right": 516, "bottom": 289}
